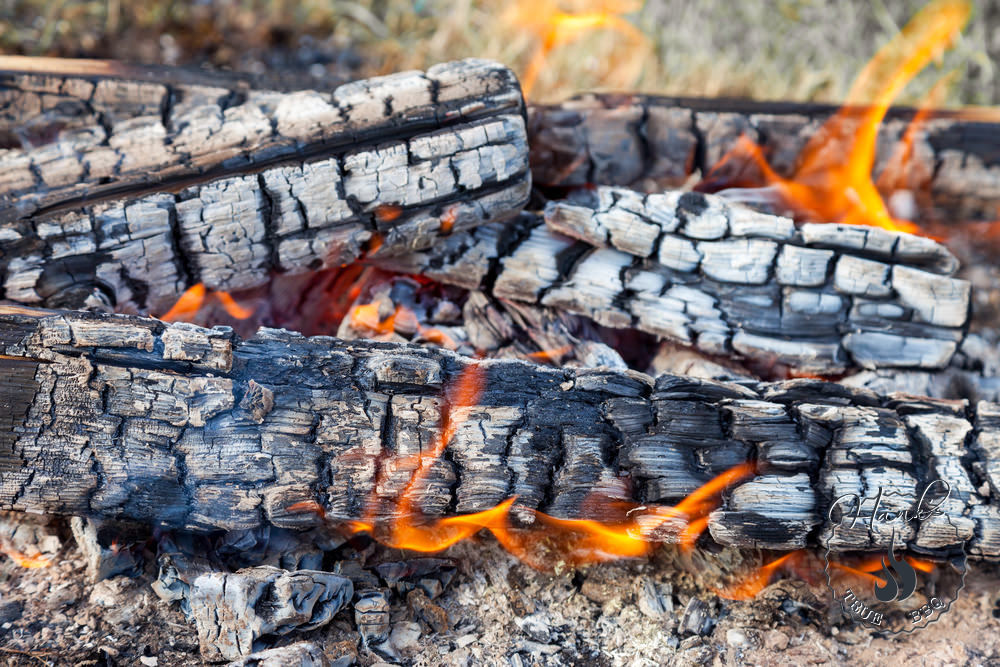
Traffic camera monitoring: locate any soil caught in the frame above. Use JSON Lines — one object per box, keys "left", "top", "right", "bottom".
{"left": 2, "top": 518, "right": 999, "bottom": 666}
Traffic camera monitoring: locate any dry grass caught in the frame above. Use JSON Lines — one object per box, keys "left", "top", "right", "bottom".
{"left": 0, "top": 0, "right": 996, "bottom": 105}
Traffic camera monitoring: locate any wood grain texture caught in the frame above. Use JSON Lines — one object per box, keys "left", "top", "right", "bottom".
{"left": 1, "top": 308, "right": 998, "bottom": 558}
{"left": 527, "top": 93, "right": 1000, "bottom": 222}
{"left": 377, "top": 187, "right": 971, "bottom": 373}
{"left": 0, "top": 58, "right": 527, "bottom": 219}
{"left": 0, "top": 61, "right": 531, "bottom": 314}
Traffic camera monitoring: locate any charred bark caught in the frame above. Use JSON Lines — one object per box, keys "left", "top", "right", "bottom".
{"left": 377, "top": 187, "right": 971, "bottom": 373}
{"left": 0, "top": 59, "right": 530, "bottom": 314}
{"left": 1, "top": 307, "right": 998, "bottom": 558}
{"left": 527, "top": 93, "right": 1000, "bottom": 223}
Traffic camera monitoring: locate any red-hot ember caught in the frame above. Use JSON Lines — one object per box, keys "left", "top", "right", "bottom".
{"left": 699, "top": 0, "right": 971, "bottom": 235}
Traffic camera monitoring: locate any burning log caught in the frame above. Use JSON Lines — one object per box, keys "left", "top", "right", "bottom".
{"left": 378, "top": 187, "right": 971, "bottom": 373}
{"left": 2, "top": 307, "right": 998, "bottom": 561}
{"left": 0, "top": 58, "right": 530, "bottom": 314}
{"left": 527, "top": 93, "right": 1000, "bottom": 223}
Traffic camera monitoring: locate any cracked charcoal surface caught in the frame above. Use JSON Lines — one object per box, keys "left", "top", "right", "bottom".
{"left": 0, "top": 59, "right": 530, "bottom": 315}
{"left": 527, "top": 93, "right": 1000, "bottom": 223}
{"left": 1, "top": 307, "right": 998, "bottom": 558}
{"left": 377, "top": 186, "right": 971, "bottom": 373}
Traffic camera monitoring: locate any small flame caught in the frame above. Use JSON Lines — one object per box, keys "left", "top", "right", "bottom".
{"left": 700, "top": 0, "right": 971, "bottom": 234}
{"left": 505, "top": 0, "right": 646, "bottom": 97}
{"left": 349, "top": 302, "right": 458, "bottom": 349}
{"left": 159, "top": 283, "right": 254, "bottom": 322}
{"left": 524, "top": 344, "right": 574, "bottom": 364}
{"left": 439, "top": 206, "right": 459, "bottom": 234}
{"left": 299, "top": 351, "right": 756, "bottom": 568}
{"left": 715, "top": 551, "right": 805, "bottom": 601}
{"left": 830, "top": 552, "right": 937, "bottom": 591}
{"left": 1, "top": 545, "right": 52, "bottom": 569}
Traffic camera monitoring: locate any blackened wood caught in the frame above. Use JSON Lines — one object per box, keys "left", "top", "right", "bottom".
{"left": 1, "top": 307, "right": 998, "bottom": 559}
{"left": 378, "top": 187, "right": 971, "bottom": 373}
{"left": 527, "top": 93, "right": 1000, "bottom": 222}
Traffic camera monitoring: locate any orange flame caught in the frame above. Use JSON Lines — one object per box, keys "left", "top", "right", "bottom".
{"left": 700, "top": 0, "right": 971, "bottom": 234}
{"left": 349, "top": 302, "right": 458, "bottom": 349}
{"left": 506, "top": 0, "right": 646, "bottom": 97}
{"left": 159, "top": 283, "right": 254, "bottom": 322}
{"left": 286, "top": 358, "right": 758, "bottom": 571}
{"left": 524, "top": 344, "right": 574, "bottom": 364}
{"left": 830, "top": 553, "right": 938, "bottom": 591}
{"left": 715, "top": 551, "right": 805, "bottom": 601}
{"left": 1, "top": 546, "right": 52, "bottom": 569}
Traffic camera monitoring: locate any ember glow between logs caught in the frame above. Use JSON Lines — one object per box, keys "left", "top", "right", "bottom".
{"left": 699, "top": 0, "right": 971, "bottom": 235}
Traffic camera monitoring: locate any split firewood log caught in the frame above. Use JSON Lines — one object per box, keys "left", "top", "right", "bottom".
{"left": 527, "top": 93, "right": 1000, "bottom": 222}
{"left": 0, "top": 58, "right": 530, "bottom": 314}
{"left": 1, "top": 307, "right": 997, "bottom": 559}
{"left": 378, "top": 187, "right": 971, "bottom": 373}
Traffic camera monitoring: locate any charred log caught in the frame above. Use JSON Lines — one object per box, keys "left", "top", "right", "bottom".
{"left": 1, "top": 307, "right": 998, "bottom": 559}
{"left": 378, "top": 187, "right": 971, "bottom": 373}
{"left": 527, "top": 93, "right": 1000, "bottom": 223}
{"left": 0, "top": 59, "right": 530, "bottom": 314}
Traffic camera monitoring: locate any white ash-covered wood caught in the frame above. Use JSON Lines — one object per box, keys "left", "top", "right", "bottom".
{"left": 0, "top": 58, "right": 526, "bottom": 221}
{"left": 528, "top": 93, "right": 1000, "bottom": 222}
{"left": 0, "top": 59, "right": 530, "bottom": 314}
{"left": 377, "top": 187, "right": 970, "bottom": 373}
{"left": 1, "top": 308, "right": 998, "bottom": 559}
{"left": 152, "top": 551, "right": 353, "bottom": 662}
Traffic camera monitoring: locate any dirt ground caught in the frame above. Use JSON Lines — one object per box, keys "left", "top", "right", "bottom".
{"left": 1, "top": 516, "right": 999, "bottom": 666}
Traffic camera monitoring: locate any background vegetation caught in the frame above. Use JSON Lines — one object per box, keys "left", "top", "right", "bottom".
{"left": 1, "top": 0, "right": 996, "bottom": 104}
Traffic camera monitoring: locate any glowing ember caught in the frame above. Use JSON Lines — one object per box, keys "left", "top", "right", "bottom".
{"left": 350, "top": 303, "right": 398, "bottom": 335}
{"left": 505, "top": 0, "right": 646, "bottom": 97}
{"left": 699, "top": 0, "right": 971, "bottom": 234}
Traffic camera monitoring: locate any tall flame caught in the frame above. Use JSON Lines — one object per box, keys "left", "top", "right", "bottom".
{"left": 700, "top": 0, "right": 971, "bottom": 234}
{"left": 504, "top": 0, "right": 646, "bottom": 97}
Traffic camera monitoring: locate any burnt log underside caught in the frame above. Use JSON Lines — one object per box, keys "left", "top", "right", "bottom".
{"left": 0, "top": 58, "right": 531, "bottom": 314}
{"left": 528, "top": 92, "right": 1000, "bottom": 223}
{"left": 2, "top": 307, "right": 1000, "bottom": 560}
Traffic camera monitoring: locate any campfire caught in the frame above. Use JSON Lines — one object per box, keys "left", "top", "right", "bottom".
{"left": 2, "top": 0, "right": 1000, "bottom": 663}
